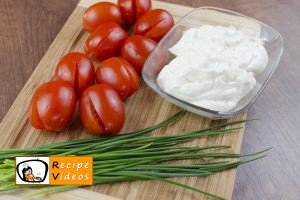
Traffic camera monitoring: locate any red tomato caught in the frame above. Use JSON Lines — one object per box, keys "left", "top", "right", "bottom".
{"left": 29, "top": 81, "right": 77, "bottom": 132}
{"left": 134, "top": 9, "right": 174, "bottom": 42}
{"left": 55, "top": 52, "right": 95, "bottom": 97}
{"left": 79, "top": 84, "right": 125, "bottom": 135}
{"left": 148, "top": 46, "right": 170, "bottom": 75}
{"left": 85, "top": 22, "right": 127, "bottom": 61}
{"left": 118, "top": 0, "right": 151, "bottom": 24}
{"left": 83, "top": 2, "right": 122, "bottom": 33}
{"left": 95, "top": 57, "right": 139, "bottom": 100}
{"left": 121, "top": 35, "right": 156, "bottom": 74}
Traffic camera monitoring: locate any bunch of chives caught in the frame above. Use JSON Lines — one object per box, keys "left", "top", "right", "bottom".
{"left": 0, "top": 111, "right": 269, "bottom": 200}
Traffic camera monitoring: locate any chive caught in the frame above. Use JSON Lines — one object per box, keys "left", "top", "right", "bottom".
{"left": 0, "top": 111, "right": 269, "bottom": 200}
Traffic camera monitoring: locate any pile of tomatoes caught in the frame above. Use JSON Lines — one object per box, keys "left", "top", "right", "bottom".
{"left": 29, "top": 0, "right": 174, "bottom": 135}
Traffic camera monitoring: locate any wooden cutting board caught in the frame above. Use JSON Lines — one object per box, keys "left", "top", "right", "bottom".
{"left": 0, "top": 0, "right": 260, "bottom": 199}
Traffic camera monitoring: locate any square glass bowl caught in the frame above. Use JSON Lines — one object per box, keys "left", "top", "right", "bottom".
{"left": 142, "top": 7, "right": 283, "bottom": 119}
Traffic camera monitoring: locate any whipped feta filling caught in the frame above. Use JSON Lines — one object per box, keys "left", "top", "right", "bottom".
{"left": 157, "top": 25, "right": 268, "bottom": 112}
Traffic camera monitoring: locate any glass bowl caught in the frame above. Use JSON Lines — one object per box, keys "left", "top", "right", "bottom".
{"left": 142, "top": 7, "right": 283, "bottom": 119}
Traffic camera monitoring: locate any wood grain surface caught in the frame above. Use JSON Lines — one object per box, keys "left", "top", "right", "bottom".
{"left": 0, "top": 0, "right": 299, "bottom": 200}
{"left": 0, "top": 188, "right": 121, "bottom": 200}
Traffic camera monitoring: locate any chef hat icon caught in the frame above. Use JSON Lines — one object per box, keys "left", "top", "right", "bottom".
{"left": 22, "top": 162, "right": 29, "bottom": 168}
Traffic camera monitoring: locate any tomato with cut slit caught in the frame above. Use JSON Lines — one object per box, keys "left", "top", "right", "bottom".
{"left": 121, "top": 35, "right": 156, "bottom": 74}
{"left": 29, "top": 81, "right": 77, "bottom": 132}
{"left": 54, "top": 52, "right": 95, "bottom": 97}
{"left": 79, "top": 84, "right": 125, "bottom": 135}
{"left": 118, "top": 0, "right": 152, "bottom": 24}
{"left": 83, "top": 2, "right": 122, "bottom": 33}
{"left": 95, "top": 57, "right": 139, "bottom": 100}
{"left": 85, "top": 22, "right": 127, "bottom": 61}
{"left": 133, "top": 9, "right": 174, "bottom": 42}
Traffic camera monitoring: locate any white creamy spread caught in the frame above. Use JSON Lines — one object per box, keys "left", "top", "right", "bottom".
{"left": 157, "top": 25, "right": 268, "bottom": 112}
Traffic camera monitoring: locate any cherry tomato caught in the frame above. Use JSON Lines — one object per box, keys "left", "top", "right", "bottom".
{"left": 134, "top": 9, "right": 174, "bottom": 42}
{"left": 148, "top": 46, "right": 170, "bottom": 75}
{"left": 85, "top": 22, "right": 127, "bottom": 61}
{"left": 79, "top": 84, "right": 125, "bottom": 135}
{"left": 83, "top": 2, "right": 122, "bottom": 33}
{"left": 29, "top": 81, "right": 77, "bottom": 132}
{"left": 118, "top": 0, "right": 151, "bottom": 24}
{"left": 96, "top": 57, "right": 139, "bottom": 100}
{"left": 121, "top": 35, "right": 156, "bottom": 74}
{"left": 55, "top": 52, "right": 95, "bottom": 97}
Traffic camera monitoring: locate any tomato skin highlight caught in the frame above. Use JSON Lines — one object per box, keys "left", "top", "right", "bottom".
{"left": 118, "top": 0, "right": 152, "bottom": 24}
{"left": 134, "top": 9, "right": 174, "bottom": 42}
{"left": 83, "top": 2, "right": 122, "bottom": 33}
{"left": 118, "top": 0, "right": 134, "bottom": 24}
{"left": 121, "top": 35, "right": 156, "bottom": 74}
{"left": 55, "top": 52, "right": 95, "bottom": 97}
{"left": 29, "top": 81, "right": 77, "bottom": 132}
{"left": 96, "top": 57, "right": 139, "bottom": 100}
{"left": 79, "top": 84, "right": 125, "bottom": 135}
{"left": 135, "top": 0, "right": 152, "bottom": 19}
{"left": 85, "top": 22, "right": 127, "bottom": 61}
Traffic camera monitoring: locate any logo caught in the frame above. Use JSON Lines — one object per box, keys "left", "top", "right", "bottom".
{"left": 16, "top": 157, "right": 49, "bottom": 184}
{"left": 16, "top": 156, "right": 93, "bottom": 185}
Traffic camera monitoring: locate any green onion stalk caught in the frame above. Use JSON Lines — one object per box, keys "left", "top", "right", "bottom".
{"left": 0, "top": 111, "right": 270, "bottom": 200}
